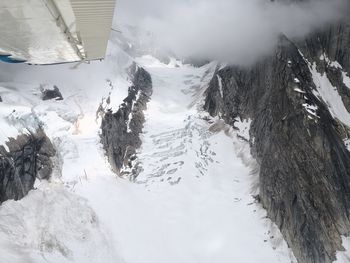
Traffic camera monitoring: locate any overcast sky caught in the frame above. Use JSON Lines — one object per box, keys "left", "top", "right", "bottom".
{"left": 114, "top": 0, "right": 348, "bottom": 64}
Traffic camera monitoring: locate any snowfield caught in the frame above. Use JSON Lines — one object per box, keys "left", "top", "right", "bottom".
{"left": 0, "top": 39, "right": 299, "bottom": 262}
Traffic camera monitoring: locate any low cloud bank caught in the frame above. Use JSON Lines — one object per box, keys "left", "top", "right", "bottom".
{"left": 116, "top": 0, "right": 349, "bottom": 64}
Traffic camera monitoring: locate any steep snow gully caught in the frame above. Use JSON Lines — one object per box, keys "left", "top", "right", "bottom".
{"left": 0, "top": 46, "right": 298, "bottom": 262}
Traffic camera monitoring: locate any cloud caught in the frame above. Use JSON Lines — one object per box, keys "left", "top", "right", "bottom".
{"left": 115, "top": 0, "right": 348, "bottom": 65}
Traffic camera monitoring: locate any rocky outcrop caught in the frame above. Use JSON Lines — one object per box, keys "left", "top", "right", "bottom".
{"left": 204, "top": 20, "right": 350, "bottom": 263}
{"left": 101, "top": 64, "right": 152, "bottom": 175}
{"left": 41, "top": 85, "right": 63, "bottom": 101}
{"left": 0, "top": 129, "right": 55, "bottom": 203}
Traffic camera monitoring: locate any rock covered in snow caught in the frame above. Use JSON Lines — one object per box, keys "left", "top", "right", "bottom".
{"left": 101, "top": 63, "right": 152, "bottom": 176}
{"left": 41, "top": 85, "right": 63, "bottom": 101}
{"left": 0, "top": 129, "right": 55, "bottom": 203}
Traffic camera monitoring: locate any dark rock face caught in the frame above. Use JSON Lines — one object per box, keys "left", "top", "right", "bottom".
{"left": 41, "top": 85, "right": 63, "bottom": 101}
{"left": 0, "top": 129, "right": 55, "bottom": 203}
{"left": 101, "top": 64, "right": 152, "bottom": 175}
{"left": 298, "top": 19, "right": 350, "bottom": 116}
{"left": 204, "top": 22, "right": 350, "bottom": 263}
{"left": 300, "top": 20, "right": 350, "bottom": 72}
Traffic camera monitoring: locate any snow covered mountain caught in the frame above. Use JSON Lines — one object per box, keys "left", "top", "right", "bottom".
{"left": 0, "top": 2, "right": 350, "bottom": 263}
{"left": 204, "top": 13, "right": 350, "bottom": 263}
{"left": 0, "top": 29, "right": 296, "bottom": 263}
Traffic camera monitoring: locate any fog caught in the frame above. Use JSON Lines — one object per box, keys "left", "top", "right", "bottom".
{"left": 115, "top": 0, "right": 348, "bottom": 64}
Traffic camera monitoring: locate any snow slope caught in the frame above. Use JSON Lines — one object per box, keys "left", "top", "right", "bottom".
{"left": 310, "top": 63, "right": 350, "bottom": 127}
{"left": 0, "top": 39, "right": 296, "bottom": 262}
{"left": 0, "top": 40, "right": 131, "bottom": 263}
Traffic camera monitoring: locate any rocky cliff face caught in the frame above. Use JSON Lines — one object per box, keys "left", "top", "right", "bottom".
{"left": 101, "top": 64, "right": 152, "bottom": 176}
{"left": 0, "top": 129, "right": 55, "bottom": 203}
{"left": 204, "top": 17, "right": 350, "bottom": 263}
